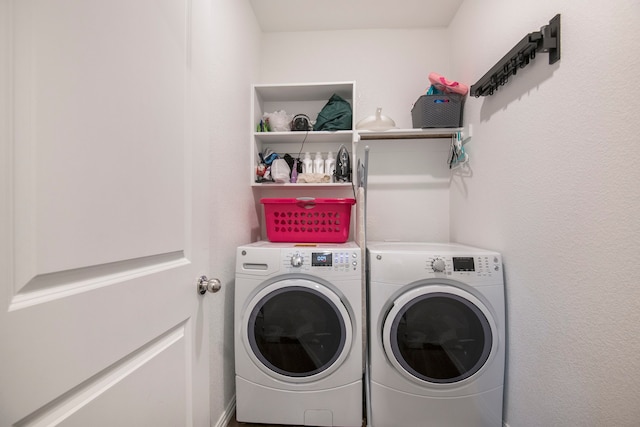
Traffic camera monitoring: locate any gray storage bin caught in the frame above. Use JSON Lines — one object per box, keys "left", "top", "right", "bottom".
{"left": 411, "top": 93, "right": 465, "bottom": 128}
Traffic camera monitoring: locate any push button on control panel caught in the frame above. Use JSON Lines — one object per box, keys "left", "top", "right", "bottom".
{"left": 332, "top": 251, "right": 359, "bottom": 271}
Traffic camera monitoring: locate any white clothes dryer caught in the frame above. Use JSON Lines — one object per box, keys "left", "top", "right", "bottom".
{"left": 367, "top": 242, "right": 505, "bottom": 427}
{"left": 235, "top": 241, "right": 363, "bottom": 427}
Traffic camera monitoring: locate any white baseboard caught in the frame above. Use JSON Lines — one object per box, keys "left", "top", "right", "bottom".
{"left": 213, "top": 395, "right": 236, "bottom": 427}
{"left": 503, "top": 422, "right": 510, "bottom": 427}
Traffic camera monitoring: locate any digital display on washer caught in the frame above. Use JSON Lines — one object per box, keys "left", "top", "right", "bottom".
{"left": 312, "top": 252, "right": 333, "bottom": 267}
{"left": 453, "top": 257, "right": 475, "bottom": 271}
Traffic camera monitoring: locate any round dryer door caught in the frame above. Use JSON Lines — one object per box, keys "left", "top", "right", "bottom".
{"left": 382, "top": 284, "right": 497, "bottom": 385}
{"left": 244, "top": 279, "right": 353, "bottom": 382}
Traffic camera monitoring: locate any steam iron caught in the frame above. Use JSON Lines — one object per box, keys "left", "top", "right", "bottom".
{"left": 335, "top": 145, "right": 351, "bottom": 182}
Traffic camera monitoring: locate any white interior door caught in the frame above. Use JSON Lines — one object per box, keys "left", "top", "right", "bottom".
{"left": 0, "top": 0, "right": 212, "bottom": 425}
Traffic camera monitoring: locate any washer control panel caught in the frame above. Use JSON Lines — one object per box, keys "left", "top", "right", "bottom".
{"left": 283, "top": 248, "right": 360, "bottom": 273}
{"left": 427, "top": 254, "right": 501, "bottom": 277}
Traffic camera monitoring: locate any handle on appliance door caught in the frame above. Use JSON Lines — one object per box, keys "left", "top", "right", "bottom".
{"left": 197, "top": 275, "right": 222, "bottom": 295}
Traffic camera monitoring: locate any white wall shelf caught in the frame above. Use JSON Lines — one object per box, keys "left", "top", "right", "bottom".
{"left": 254, "top": 130, "right": 353, "bottom": 145}
{"left": 254, "top": 182, "right": 354, "bottom": 188}
{"left": 357, "top": 127, "right": 463, "bottom": 141}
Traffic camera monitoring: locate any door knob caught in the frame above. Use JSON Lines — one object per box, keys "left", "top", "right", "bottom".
{"left": 197, "top": 275, "right": 222, "bottom": 294}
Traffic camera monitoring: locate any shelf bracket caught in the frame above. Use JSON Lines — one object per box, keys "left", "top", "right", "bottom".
{"left": 470, "top": 14, "right": 561, "bottom": 97}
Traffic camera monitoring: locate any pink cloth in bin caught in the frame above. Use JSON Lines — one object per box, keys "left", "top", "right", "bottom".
{"left": 428, "top": 72, "right": 469, "bottom": 95}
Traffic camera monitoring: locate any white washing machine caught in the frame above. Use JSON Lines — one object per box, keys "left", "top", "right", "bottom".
{"left": 235, "top": 241, "right": 363, "bottom": 427}
{"left": 367, "top": 242, "right": 505, "bottom": 427}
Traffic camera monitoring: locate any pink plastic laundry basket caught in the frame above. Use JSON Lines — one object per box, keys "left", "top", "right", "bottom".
{"left": 261, "top": 197, "right": 356, "bottom": 243}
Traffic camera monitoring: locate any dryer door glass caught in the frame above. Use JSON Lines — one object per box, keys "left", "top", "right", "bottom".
{"left": 248, "top": 286, "right": 347, "bottom": 377}
{"left": 389, "top": 292, "right": 492, "bottom": 383}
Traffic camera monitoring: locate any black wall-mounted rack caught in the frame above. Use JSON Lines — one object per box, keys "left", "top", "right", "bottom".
{"left": 470, "top": 14, "right": 561, "bottom": 97}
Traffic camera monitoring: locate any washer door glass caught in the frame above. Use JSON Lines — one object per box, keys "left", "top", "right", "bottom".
{"left": 248, "top": 284, "right": 348, "bottom": 378}
{"left": 387, "top": 290, "right": 493, "bottom": 384}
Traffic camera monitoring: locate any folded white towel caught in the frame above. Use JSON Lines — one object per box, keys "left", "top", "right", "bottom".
{"left": 296, "top": 173, "right": 331, "bottom": 183}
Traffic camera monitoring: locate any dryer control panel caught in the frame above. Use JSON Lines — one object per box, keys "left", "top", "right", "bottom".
{"left": 427, "top": 254, "right": 501, "bottom": 278}
{"left": 367, "top": 242, "right": 503, "bottom": 286}
{"left": 283, "top": 248, "right": 360, "bottom": 274}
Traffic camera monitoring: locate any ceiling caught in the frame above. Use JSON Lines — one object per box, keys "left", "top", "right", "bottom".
{"left": 249, "top": 0, "right": 464, "bottom": 32}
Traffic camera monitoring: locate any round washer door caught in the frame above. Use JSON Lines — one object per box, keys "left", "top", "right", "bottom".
{"left": 382, "top": 284, "right": 497, "bottom": 385}
{"left": 243, "top": 278, "right": 353, "bottom": 383}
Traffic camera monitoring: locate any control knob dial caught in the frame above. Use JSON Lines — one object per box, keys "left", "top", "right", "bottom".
{"left": 290, "top": 253, "right": 303, "bottom": 268}
{"left": 431, "top": 257, "right": 446, "bottom": 273}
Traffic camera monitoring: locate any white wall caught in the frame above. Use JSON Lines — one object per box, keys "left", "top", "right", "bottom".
{"left": 260, "top": 29, "right": 455, "bottom": 242}
{"left": 449, "top": 1, "right": 640, "bottom": 425}
{"left": 261, "top": 29, "right": 450, "bottom": 130}
{"left": 208, "top": 0, "right": 261, "bottom": 425}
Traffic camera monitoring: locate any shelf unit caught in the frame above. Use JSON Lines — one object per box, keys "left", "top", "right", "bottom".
{"left": 250, "top": 81, "right": 470, "bottom": 245}
{"left": 251, "top": 82, "right": 356, "bottom": 189}
{"left": 250, "top": 81, "right": 471, "bottom": 194}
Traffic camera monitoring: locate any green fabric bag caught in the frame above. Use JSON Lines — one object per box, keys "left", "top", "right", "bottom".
{"left": 313, "top": 94, "right": 353, "bottom": 131}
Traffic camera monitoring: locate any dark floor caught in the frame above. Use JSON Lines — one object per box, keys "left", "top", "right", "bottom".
{"left": 227, "top": 420, "right": 289, "bottom": 427}
{"left": 227, "top": 418, "right": 302, "bottom": 427}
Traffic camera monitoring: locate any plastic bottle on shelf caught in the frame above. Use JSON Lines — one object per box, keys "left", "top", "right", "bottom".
{"left": 313, "top": 152, "right": 324, "bottom": 174}
{"left": 302, "top": 152, "right": 313, "bottom": 174}
{"left": 325, "top": 151, "right": 336, "bottom": 181}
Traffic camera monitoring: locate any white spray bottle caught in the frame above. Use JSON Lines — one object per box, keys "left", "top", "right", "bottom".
{"left": 325, "top": 151, "right": 336, "bottom": 181}
{"left": 313, "top": 152, "right": 324, "bottom": 174}
{"left": 302, "top": 152, "right": 313, "bottom": 174}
